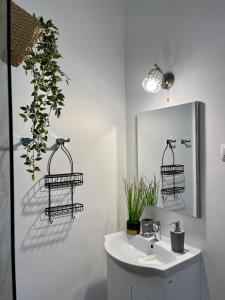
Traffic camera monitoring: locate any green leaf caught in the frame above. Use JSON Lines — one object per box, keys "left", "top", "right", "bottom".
{"left": 34, "top": 166, "right": 40, "bottom": 171}
{"left": 57, "top": 93, "right": 64, "bottom": 100}
{"left": 40, "top": 86, "right": 48, "bottom": 92}
{"left": 53, "top": 54, "right": 61, "bottom": 59}
{"left": 37, "top": 94, "right": 45, "bottom": 100}
{"left": 35, "top": 157, "right": 42, "bottom": 161}
{"left": 46, "top": 19, "right": 53, "bottom": 26}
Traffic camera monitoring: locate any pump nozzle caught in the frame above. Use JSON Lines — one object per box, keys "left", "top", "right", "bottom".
{"left": 170, "top": 221, "right": 181, "bottom": 232}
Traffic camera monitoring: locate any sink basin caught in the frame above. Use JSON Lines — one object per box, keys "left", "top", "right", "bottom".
{"left": 104, "top": 231, "right": 201, "bottom": 276}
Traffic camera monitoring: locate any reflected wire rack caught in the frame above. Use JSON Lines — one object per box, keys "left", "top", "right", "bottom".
{"left": 44, "top": 138, "right": 84, "bottom": 223}
{"left": 161, "top": 164, "right": 184, "bottom": 175}
{"left": 161, "top": 186, "right": 185, "bottom": 196}
{"left": 161, "top": 140, "right": 185, "bottom": 200}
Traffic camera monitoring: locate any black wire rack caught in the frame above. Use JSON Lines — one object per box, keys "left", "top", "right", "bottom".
{"left": 44, "top": 173, "right": 83, "bottom": 189}
{"left": 44, "top": 138, "right": 84, "bottom": 223}
{"left": 161, "top": 140, "right": 185, "bottom": 201}
{"left": 161, "top": 186, "right": 184, "bottom": 196}
{"left": 45, "top": 203, "right": 84, "bottom": 218}
{"left": 161, "top": 164, "right": 184, "bottom": 176}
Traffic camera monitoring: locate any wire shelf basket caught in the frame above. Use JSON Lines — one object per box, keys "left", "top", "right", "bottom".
{"left": 45, "top": 203, "right": 84, "bottom": 219}
{"left": 161, "top": 186, "right": 185, "bottom": 196}
{"left": 161, "top": 164, "right": 184, "bottom": 176}
{"left": 44, "top": 138, "right": 84, "bottom": 223}
{"left": 45, "top": 172, "right": 83, "bottom": 189}
{"left": 161, "top": 140, "right": 185, "bottom": 201}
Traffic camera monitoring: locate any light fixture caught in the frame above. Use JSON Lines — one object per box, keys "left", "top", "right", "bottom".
{"left": 142, "top": 64, "right": 175, "bottom": 94}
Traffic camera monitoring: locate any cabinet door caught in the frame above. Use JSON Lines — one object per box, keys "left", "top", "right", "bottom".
{"left": 166, "top": 262, "right": 200, "bottom": 300}
{"left": 107, "top": 271, "right": 131, "bottom": 300}
{"left": 132, "top": 288, "right": 150, "bottom": 300}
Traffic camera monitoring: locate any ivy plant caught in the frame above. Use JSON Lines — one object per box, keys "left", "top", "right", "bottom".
{"left": 20, "top": 16, "right": 69, "bottom": 181}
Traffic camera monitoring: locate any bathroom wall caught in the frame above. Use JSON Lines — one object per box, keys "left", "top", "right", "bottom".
{"left": 125, "top": 0, "right": 225, "bottom": 299}
{"left": 12, "top": 0, "right": 126, "bottom": 299}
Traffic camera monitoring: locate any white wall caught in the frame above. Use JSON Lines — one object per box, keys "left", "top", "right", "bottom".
{"left": 125, "top": 1, "right": 225, "bottom": 299}
{"left": 12, "top": 1, "right": 126, "bottom": 300}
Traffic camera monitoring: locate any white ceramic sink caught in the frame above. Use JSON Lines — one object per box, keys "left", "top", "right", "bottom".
{"left": 104, "top": 231, "right": 201, "bottom": 276}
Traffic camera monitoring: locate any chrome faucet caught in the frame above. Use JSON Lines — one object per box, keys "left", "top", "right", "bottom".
{"left": 141, "top": 219, "right": 161, "bottom": 240}
{"left": 153, "top": 220, "right": 161, "bottom": 241}
{"left": 148, "top": 233, "right": 158, "bottom": 255}
{"left": 149, "top": 232, "right": 158, "bottom": 242}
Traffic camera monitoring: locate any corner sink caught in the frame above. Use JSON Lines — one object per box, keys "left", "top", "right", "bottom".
{"left": 104, "top": 231, "right": 201, "bottom": 276}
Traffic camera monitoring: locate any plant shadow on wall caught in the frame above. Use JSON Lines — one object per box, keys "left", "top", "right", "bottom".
{"left": 21, "top": 177, "right": 76, "bottom": 251}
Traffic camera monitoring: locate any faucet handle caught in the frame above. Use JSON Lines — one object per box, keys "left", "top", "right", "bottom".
{"left": 153, "top": 221, "right": 160, "bottom": 232}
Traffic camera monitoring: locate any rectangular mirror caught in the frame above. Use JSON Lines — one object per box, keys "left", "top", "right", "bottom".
{"left": 137, "top": 102, "right": 200, "bottom": 218}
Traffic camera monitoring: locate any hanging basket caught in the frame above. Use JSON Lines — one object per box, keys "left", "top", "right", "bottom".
{"left": 161, "top": 140, "right": 185, "bottom": 200}
{"left": 44, "top": 138, "right": 84, "bottom": 224}
{"left": 10, "top": 1, "right": 43, "bottom": 67}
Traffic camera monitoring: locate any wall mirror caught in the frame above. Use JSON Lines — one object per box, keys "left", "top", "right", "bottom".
{"left": 137, "top": 102, "right": 201, "bottom": 218}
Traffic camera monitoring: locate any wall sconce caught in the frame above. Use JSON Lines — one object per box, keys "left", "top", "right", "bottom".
{"left": 142, "top": 64, "right": 175, "bottom": 97}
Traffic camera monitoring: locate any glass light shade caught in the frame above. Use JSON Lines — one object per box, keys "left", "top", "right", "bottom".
{"left": 142, "top": 64, "right": 163, "bottom": 93}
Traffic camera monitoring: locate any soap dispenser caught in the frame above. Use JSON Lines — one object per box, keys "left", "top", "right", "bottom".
{"left": 170, "top": 221, "right": 185, "bottom": 253}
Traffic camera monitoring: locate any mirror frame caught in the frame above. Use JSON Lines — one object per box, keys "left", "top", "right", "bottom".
{"left": 136, "top": 102, "right": 201, "bottom": 218}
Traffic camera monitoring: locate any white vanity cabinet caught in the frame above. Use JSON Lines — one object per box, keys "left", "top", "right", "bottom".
{"left": 108, "top": 271, "right": 131, "bottom": 300}
{"left": 166, "top": 261, "right": 201, "bottom": 300}
{"left": 105, "top": 232, "right": 202, "bottom": 300}
{"left": 107, "top": 255, "right": 201, "bottom": 300}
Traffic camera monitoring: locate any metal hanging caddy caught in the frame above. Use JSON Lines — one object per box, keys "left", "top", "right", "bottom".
{"left": 161, "top": 139, "right": 185, "bottom": 200}
{"left": 44, "top": 138, "right": 84, "bottom": 223}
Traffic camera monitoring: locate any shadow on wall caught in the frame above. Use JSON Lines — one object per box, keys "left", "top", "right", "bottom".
{"left": 83, "top": 279, "right": 107, "bottom": 300}
{"left": 21, "top": 177, "right": 76, "bottom": 251}
{"left": 69, "top": 279, "right": 107, "bottom": 300}
{"left": 201, "top": 257, "right": 211, "bottom": 300}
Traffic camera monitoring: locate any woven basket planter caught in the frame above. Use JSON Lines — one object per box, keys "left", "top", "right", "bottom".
{"left": 11, "top": 1, "right": 42, "bottom": 67}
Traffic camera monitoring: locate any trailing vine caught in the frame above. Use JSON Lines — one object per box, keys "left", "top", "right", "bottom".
{"left": 20, "top": 16, "right": 69, "bottom": 180}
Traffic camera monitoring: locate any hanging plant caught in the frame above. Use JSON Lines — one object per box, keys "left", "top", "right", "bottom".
{"left": 20, "top": 15, "right": 69, "bottom": 180}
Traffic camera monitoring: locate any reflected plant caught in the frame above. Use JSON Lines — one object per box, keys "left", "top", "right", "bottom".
{"left": 143, "top": 175, "right": 159, "bottom": 206}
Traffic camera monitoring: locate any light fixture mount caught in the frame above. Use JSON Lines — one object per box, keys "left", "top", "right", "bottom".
{"left": 142, "top": 64, "right": 175, "bottom": 94}
{"left": 161, "top": 72, "right": 175, "bottom": 90}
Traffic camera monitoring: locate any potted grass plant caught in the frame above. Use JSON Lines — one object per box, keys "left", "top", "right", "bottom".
{"left": 123, "top": 177, "right": 146, "bottom": 235}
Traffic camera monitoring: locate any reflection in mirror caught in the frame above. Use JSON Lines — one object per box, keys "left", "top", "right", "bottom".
{"left": 137, "top": 102, "right": 200, "bottom": 218}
